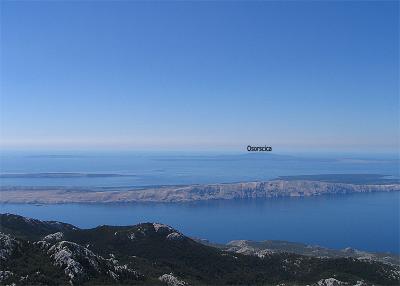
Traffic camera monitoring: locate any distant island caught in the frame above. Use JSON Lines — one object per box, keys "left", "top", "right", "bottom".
{"left": 0, "top": 174, "right": 399, "bottom": 204}
{"left": 0, "top": 172, "right": 137, "bottom": 178}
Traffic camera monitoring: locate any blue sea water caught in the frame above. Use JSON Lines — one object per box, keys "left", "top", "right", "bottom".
{"left": 1, "top": 192, "right": 399, "bottom": 254}
{"left": 0, "top": 151, "right": 399, "bottom": 254}
{"left": 0, "top": 151, "right": 399, "bottom": 187}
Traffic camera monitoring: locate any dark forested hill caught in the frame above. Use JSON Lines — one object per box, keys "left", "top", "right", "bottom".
{"left": 1, "top": 213, "right": 399, "bottom": 286}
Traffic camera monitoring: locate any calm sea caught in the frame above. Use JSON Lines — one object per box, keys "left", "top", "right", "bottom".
{"left": 1, "top": 192, "right": 399, "bottom": 254}
{"left": 1, "top": 151, "right": 399, "bottom": 187}
{"left": 0, "top": 151, "right": 399, "bottom": 254}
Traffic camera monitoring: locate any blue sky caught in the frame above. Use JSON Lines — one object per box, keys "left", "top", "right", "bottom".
{"left": 0, "top": 1, "right": 398, "bottom": 152}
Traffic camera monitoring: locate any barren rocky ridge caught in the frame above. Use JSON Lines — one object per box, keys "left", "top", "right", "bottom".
{"left": 1, "top": 179, "right": 399, "bottom": 203}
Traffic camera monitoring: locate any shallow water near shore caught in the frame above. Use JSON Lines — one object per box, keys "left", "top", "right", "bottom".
{"left": 2, "top": 191, "right": 399, "bottom": 254}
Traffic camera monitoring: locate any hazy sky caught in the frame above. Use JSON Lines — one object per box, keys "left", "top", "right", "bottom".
{"left": 1, "top": 1, "right": 398, "bottom": 152}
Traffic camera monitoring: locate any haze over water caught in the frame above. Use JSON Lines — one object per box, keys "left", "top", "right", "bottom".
{"left": 0, "top": 151, "right": 398, "bottom": 188}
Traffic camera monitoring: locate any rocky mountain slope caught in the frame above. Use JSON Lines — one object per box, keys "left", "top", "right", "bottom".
{"left": 197, "top": 239, "right": 399, "bottom": 267}
{"left": 1, "top": 213, "right": 399, "bottom": 285}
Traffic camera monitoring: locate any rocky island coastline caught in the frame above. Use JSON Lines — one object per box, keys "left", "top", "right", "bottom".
{"left": 1, "top": 174, "right": 399, "bottom": 204}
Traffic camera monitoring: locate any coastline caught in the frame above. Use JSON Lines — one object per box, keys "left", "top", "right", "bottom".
{"left": 1, "top": 179, "right": 399, "bottom": 204}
